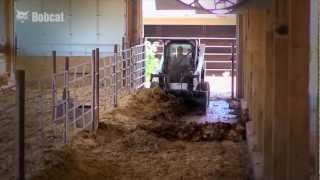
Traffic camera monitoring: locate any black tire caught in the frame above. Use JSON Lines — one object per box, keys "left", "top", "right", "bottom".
{"left": 203, "top": 81, "right": 210, "bottom": 106}
{"left": 150, "top": 82, "right": 159, "bottom": 88}
{"left": 198, "top": 81, "right": 210, "bottom": 114}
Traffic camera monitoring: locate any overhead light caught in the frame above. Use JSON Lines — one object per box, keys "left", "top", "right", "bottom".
{"left": 177, "top": 0, "right": 243, "bottom": 14}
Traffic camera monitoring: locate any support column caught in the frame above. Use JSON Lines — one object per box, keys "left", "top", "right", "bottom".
{"left": 272, "top": 0, "right": 290, "bottom": 179}
{"left": 236, "top": 16, "right": 244, "bottom": 99}
{"left": 126, "top": 0, "right": 143, "bottom": 46}
{"left": 287, "top": 0, "right": 310, "bottom": 179}
{"left": 263, "top": 10, "right": 275, "bottom": 180}
{"left": 247, "top": 10, "right": 267, "bottom": 152}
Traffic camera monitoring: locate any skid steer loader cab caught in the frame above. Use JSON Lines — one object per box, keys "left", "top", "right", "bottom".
{"left": 150, "top": 39, "right": 210, "bottom": 114}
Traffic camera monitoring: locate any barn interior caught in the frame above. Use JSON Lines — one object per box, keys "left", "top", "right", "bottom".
{"left": 0, "top": 0, "right": 319, "bottom": 180}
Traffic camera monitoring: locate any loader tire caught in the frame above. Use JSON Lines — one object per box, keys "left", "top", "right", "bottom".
{"left": 198, "top": 82, "right": 210, "bottom": 114}
{"left": 150, "top": 82, "right": 159, "bottom": 88}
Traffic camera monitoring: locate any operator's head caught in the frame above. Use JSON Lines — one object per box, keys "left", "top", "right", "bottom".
{"left": 177, "top": 46, "right": 183, "bottom": 56}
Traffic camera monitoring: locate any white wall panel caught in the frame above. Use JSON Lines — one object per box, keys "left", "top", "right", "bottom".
{"left": 15, "top": 0, "right": 126, "bottom": 56}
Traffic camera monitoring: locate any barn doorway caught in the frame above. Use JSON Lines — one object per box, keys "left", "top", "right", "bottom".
{"left": 143, "top": 0, "right": 238, "bottom": 98}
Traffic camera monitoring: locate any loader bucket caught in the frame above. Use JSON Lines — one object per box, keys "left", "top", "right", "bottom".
{"left": 167, "top": 90, "right": 209, "bottom": 114}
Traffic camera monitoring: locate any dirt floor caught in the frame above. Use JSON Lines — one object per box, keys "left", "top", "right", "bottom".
{"left": 30, "top": 88, "right": 251, "bottom": 180}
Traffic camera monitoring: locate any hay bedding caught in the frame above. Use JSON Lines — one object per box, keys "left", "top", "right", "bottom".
{"left": 0, "top": 85, "right": 102, "bottom": 180}
{"left": 31, "top": 88, "right": 251, "bottom": 180}
{"left": 0, "top": 87, "right": 59, "bottom": 180}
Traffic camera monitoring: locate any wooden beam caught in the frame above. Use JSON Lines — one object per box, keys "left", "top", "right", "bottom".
{"left": 287, "top": 0, "right": 310, "bottom": 179}
{"left": 143, "top": 17, "right": 237, "bottom": 26}
{"left": 263, "top": 10, "right": 275, "bottom": 180}
{"left": 127, "top": 0, "right": 143, "bottom": 46}
{"left": 236, "top": 15, "right": 244, "bottom": 98}
{"left": 241, "top": 1, "right": 312, "bottom": 179}
{"left": 245, "top": 10, "right": 267, "bottom": 152}
{"left": 272, "top": 0, "right": 289, "bottom": 179}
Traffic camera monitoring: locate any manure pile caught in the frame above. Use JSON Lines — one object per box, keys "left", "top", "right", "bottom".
{"left": 117, "top": 88, "right": 247, "bottom": 143}
{"left": 140, "top": 121, "right": 246, "bottom": 142}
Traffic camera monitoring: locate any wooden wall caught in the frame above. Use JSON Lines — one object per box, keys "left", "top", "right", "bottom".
{"left": 239, "top": 0, "right": 313, "bottom": 179}
{"left": 144, "top": 25, "right": 236, "bottom": 38}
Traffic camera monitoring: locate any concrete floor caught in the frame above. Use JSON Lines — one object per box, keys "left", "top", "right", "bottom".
{"left": 182, "top": 99, "right": 238, "bottom": 124}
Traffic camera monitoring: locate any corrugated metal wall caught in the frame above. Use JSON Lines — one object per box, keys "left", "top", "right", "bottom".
{"left": 15, "top": 0, "right": 126, "bottom": 56}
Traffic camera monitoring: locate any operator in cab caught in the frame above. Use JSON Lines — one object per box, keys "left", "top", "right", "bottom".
{"left": 168, "top": 46, "right": 192, "bottom": 82}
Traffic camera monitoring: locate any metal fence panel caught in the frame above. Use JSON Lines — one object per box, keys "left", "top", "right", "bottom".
{"left": 0, "top": 43, "right": 145, "bottom": 179}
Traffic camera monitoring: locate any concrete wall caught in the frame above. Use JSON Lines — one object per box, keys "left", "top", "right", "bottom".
{"left": 16, "top": 56, "right": 91, "bottom": 83}
{"left": 15, "top": 0, "right": 126, "bottom": 56}
{"left": 12, "top": 0, "right": 127, "bottom": 82}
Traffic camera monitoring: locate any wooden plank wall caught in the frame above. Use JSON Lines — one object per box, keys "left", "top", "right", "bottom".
{"left": 287, "top": 0, "right": 310, "bottom": 178}
{"left": 240, "top": 9, "right": 267, "bottom": 152}
{"left": 239, "top": 0, "right": 312, "bottom": 179}
{"left": 263, "top": 10, "right": 275, "bottom": 180}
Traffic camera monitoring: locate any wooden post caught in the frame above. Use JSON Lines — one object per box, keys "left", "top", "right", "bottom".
{"left": 240, "top": 13, "right": 249, "bottom": 102}
{"left": 236, "top": 16, "right": 244, "bottom": 99}
{"left": 126, "top": 0, "right": 143, "bottom": 46}
{"left": 257, "top": 11, "right": 267, "bottom": 154}
{"left": 287, "top": 0, "right": 310, "bottom": 178}
{"left": 16, "top": 70, "right": 25, "bottom": 180}
{"left": 263, "top": 10, "right": 275, "bottom": 180}
{"left": 91, "top": 50, "right": 96, "bottom": 131}
{"left": 246, "top": 10, "right": 267, "bottom": 151}
{"left": 272, "top": 0, "right": 290, "bottom": 179}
